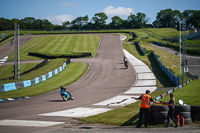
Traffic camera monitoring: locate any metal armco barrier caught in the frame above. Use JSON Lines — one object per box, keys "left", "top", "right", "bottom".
{"left": 0, "top": 59, "right": 70, "bottom": 92}
{"left": 152, "top": 52, "right": 179, "bottom": 86}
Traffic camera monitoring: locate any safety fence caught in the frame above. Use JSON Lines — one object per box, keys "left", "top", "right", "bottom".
{"left": 0, "top": 59, "right": 70, "bottom": 92}
{"left": 152, "top": 52, "right": 179, "bottom": 86}
{"left": 135, "top": 42, "right": 146, "bottom": 56}
{"left": 187, "top": 30, "right": 200, "bottom": 40}
{"left": 152, "top": 41, "right": 165, "bottom": 46}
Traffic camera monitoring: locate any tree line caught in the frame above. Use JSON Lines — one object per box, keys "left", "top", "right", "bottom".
{"left": 0, "top": 9, "right": 199, "bottom": 31}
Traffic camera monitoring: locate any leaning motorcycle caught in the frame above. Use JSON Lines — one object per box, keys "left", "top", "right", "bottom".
{"left": 60, "top": 90, "right": 74, "bottom": 101}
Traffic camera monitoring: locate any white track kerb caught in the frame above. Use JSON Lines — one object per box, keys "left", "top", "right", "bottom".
{"left": 0, "top": 35, "right": 157, "bottom": 127}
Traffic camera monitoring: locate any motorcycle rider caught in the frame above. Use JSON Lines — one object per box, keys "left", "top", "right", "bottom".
{"left": 60, "top": 86, "right": 74, "bottom": 101}
{"left": 123, "top": 56, "right": 128, "bottom": 68}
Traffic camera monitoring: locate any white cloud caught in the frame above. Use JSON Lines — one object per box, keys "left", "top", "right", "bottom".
{"left": 103, "top": 6, "right": 134, "bottom": 18}
{"left": 45, "top": 14, "right": 74, "bottom": 25}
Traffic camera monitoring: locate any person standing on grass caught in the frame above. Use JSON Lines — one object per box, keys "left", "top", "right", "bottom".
{"left": 131, "top": 90, "right": 159, "bottom": 128}
{"left": 164, "top": 93, "right": 178, "bottom": 128}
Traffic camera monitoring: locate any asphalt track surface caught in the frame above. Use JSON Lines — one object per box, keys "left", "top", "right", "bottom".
{"left": 0, "top": 34, "right": 136, "bottom": 131}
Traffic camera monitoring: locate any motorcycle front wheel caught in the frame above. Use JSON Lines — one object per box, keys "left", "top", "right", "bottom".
{"left": 62, "top": 95, "right": 68, "bottom": 101}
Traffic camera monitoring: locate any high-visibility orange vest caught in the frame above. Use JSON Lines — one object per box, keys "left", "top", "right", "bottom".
{"left": 140, "top": 94, "right": 151, "bottom": 108}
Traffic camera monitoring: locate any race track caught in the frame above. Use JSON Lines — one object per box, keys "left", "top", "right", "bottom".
{"left": 0, "top": 34, "right": 136, "bottom": 120}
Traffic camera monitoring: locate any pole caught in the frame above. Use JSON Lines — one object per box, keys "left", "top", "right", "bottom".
{"left": 17, "top": 24, "right": 20, "bottom": 79}
{"left": 179, "top": 21, "right": 182, "bottom": 75}
{"left": 14, "top": 23, "right": 20, "bottom": 79}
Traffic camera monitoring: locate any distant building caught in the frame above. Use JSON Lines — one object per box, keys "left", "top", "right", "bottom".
{"left": 189, "top": 29, "right": 197, "bottom": 34}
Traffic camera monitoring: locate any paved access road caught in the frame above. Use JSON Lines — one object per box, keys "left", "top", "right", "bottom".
{"left": 151, "top": 43, "right": 200, "bottom": 77}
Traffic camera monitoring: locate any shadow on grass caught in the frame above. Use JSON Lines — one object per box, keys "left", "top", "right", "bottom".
{"left": 121, "top": 113, "right": 139, "bottom": 126}
{"left": 148, "top": 53, "right": 174, "bottom": 87}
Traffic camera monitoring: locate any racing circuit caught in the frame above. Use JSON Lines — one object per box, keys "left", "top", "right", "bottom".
{"left": 0, "top": 33, "right": 200, "bottom": 133}
{"left": 0, "top": 34, "right": 158, "bottom": 132}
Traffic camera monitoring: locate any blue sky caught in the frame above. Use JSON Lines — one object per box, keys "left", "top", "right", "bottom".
{"left": 0, "top": 0, "right": 200, "bottom": 25}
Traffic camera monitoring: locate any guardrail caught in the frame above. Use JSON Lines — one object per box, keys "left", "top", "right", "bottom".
{"left": 152, "top": 41, "right": 165, "bottom": 46}
{"left": 152, "top": 52, "right": 179, "bottom": 86}
{"left": 135, "top": 42, "right": 146, "bottom": 56}
{"left": 0, "top": 59, "right": 70, "bottom": 92}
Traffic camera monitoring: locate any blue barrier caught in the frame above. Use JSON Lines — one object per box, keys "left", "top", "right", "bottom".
{"left": 23, "top": 80, "right": 31, "bottom": 87}
{"left": 168, "top": 89, "right": 173, "bottom": 94}
{"left": 0, "top": 60, "right": 70, "bottom": 92}
{"left": 54, "top": 69, "right": 58, "bottom": 75}
{"left": 48, "top": 71, "right": 53, "bottom": 78}
{"left": 153, "top": 41, "right": 165, "bottom": 46}
{"left": 152, "top": 52, "right": 179, "bottom": 86}
{"left": 35, "top": 77, "right": 40, "bottom": 84}
{"left": 42, "top": 75, "right": 46, "bottom": 81}
{"left": 4, "top": 83, "right": 16, "bottom": 91}
{"left": 135, "top": 42, "right": 146, "bottom": 55}
{"left": 156, "top": 96, "right": 161, "bottom": 100}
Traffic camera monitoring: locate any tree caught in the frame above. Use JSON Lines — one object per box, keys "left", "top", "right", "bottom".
{"left": 127, "top": 13, "right": 135, "bottom": 28}
{"left": 71, "top": 15, "right": 89, "bottom": 30}
{"left": 109, "top": 16, "right": 124, "bottom": 29}
{"left": 134, "top": 12, "right": 149, "bottom": 28}
{"left": 22, "top": 17, "right": 36, "bottom": 29}
{"left": 154, "top": 9, "right": 182, "bottom": 28}
{"left": 91, "top": 12, "right": 108, "bottom": 29}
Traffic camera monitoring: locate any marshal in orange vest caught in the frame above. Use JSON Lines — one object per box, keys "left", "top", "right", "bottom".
{"left": 140, "top": 94, "right": 152, "bottom": 108}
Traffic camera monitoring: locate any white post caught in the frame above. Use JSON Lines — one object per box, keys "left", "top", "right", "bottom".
{"left": 179, "top": 21, "right": 182, "bottom": 75}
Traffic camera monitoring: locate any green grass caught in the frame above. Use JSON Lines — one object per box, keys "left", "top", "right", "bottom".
{"left": 80, "top": 90, "right": 167, "bottom": 126}
{"left": 81, "top": 79, "right": 200, "bottom": 126}
{"left": 0, "top": 62, "right": 38, "bottom": 80}
{"left": 159, "top": 80, "right": 200, "bottom": 106}
{"left": 0, "top": 59, "right": 66, "bottom": 84}
{"left": 8, "top": 35, "right": 101, "bottom": 61}
{"left": 0, "top": 62, "right": 88, "bottom": 99}
{"left": 142, "top": 28, "right": 179, "bottom": 38}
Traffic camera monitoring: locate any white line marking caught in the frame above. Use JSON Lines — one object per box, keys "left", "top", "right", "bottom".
{"left": 124, "top": 86, "right": 157, "bottom": 94}
{"left": 135, "top": 80, "right": 156, "bottom": 86}
{"left": 137, "top": 73, "right": 156, "bottom": 80}
{"left": 93, "top": 95, "right": 140, "bottom": 106}
{"left": 0, "top": 120, "right": 65, "bottom": 127}
{"left": 39, "top": 107, "right": 112, "bottom": 118}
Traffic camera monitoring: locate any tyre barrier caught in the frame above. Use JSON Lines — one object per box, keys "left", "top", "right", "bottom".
{"left": 191, "top": 106, "right": 200, "bottom": 121}
{"left": 151, "top": 105, "right": 169, "bottom": 124}
{"left": 174, "top": 105, "right": 192, "bottom": 125}
{"left": 0, "top": 59, "right": 70, "bottom": 92}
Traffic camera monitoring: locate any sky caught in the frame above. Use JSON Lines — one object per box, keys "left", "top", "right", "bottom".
{"left": 0, "top": 0, "right": 200, "bottom": 25}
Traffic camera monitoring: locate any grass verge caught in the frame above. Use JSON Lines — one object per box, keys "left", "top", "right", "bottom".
{"left": 8, "top": 35, "right": 101, "bottom": 61}
{"left": 0, "top": 59, "right": 66, "bottom": 84}
{"left": 0, "top": 62, "right": 88, "bottom": 99}
{"left": 81, "top": 79, "right": 200, "bottom": 126}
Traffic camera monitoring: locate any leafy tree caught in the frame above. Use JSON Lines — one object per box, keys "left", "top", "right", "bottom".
{"left": 134, "top": 12, "right": 149, "bottom": 28}
{"left": 109, "top": 16, "right": 124, "bottom": 29}
{"left": 91, "top": 12, "right": 108, "bottom": 29}
{"left": 154, "top": 9, "right": 182, "bottom": 28}
{"left": 71, "top": 15, "right": 89, "bottom": 30}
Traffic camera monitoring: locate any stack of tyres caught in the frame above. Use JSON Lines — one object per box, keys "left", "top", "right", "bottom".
{"left": 191, "top": 106, "right": 200, "bottom": 121}
{"left": 151, "top": 105, "right": 169, "bottom": 124}
{"left": 174, "top": 105, "right": 192, "bottom": 124}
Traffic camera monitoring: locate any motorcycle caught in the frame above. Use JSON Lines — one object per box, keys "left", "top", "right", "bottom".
{"left": 60, "top": 89, "right": 74, "bottom": 101}
{"left": 123, "top": 56, "right": 128, "bottom": 69}
{"left": 124, "top": 60, "right": 128, "bottom": 69}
